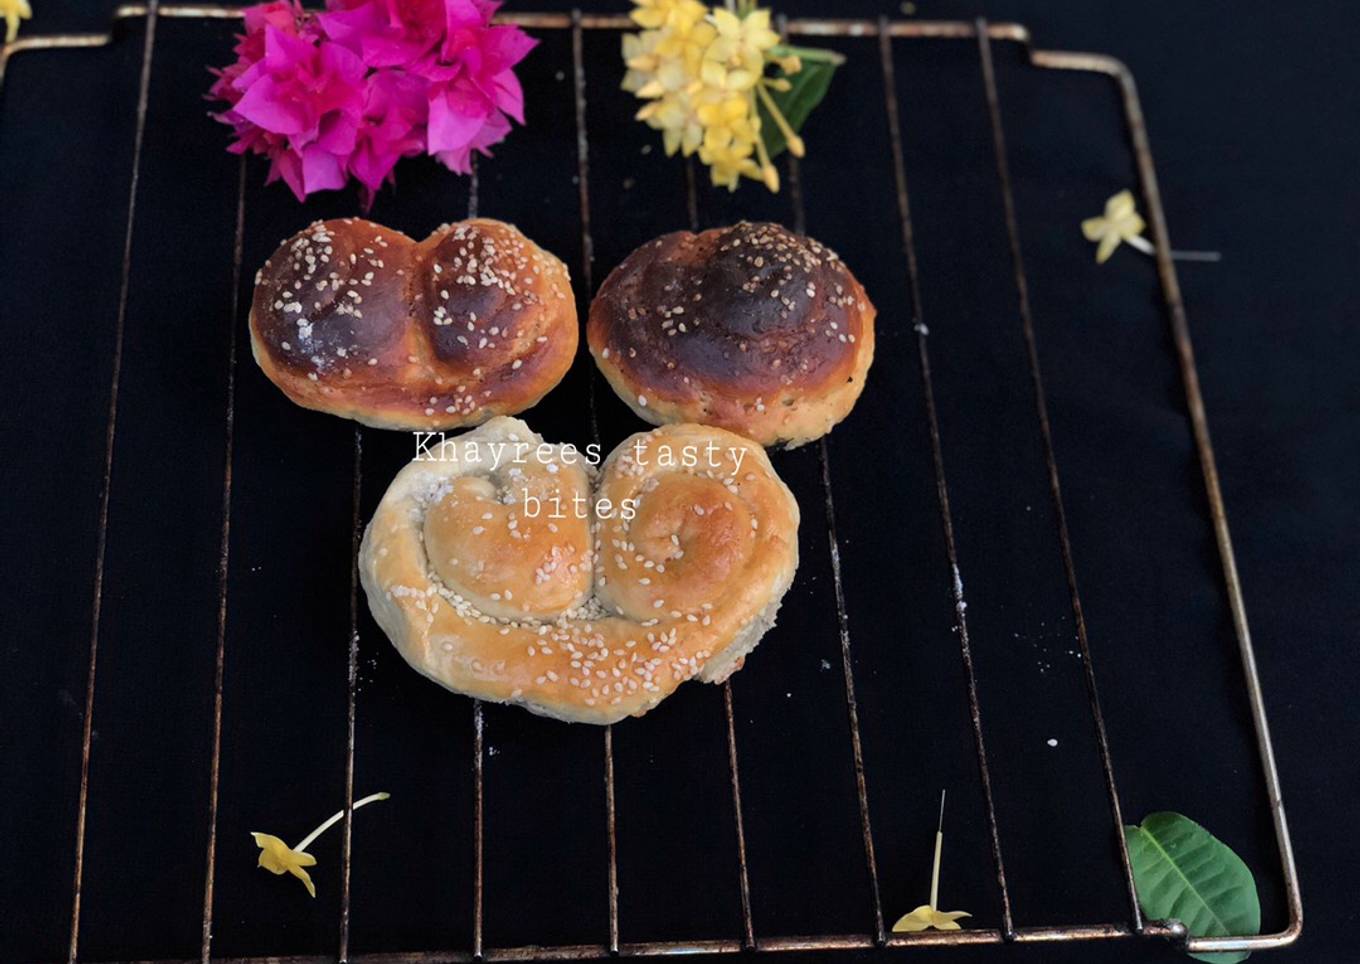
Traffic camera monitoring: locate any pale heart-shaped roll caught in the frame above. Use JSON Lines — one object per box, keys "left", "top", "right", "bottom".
{"left": 358, "top": 416, "right": 800, "bottom": 723}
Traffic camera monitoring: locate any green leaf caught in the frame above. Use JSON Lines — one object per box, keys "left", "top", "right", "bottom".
{"left": 758, "top": 45, "right": 844, "bottom": 160}
{"left": 1124, "top": 813, "right": 1261, "bottom": 964}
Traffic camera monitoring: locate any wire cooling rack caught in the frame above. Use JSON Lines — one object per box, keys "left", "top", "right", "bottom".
{"left": 0, "top": 3, "right": 1301, "bottom": 962}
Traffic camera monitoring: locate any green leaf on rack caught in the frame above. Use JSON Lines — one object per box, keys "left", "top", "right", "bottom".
{"left": 1124, "top": 812, "right": 1261, "bottom": 964}
{"left": 758, "top": 44, "right": 844, "bottom": 159}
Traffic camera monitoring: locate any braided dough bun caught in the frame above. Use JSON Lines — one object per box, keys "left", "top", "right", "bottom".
{"left": 250, "top": 217, "right": 576, "bottom": 430}
{"left": 358, "top": 416, "right": 800, "bottom": 723}
{"left": 587, "top": 221, "right": 875, "bottom": 448}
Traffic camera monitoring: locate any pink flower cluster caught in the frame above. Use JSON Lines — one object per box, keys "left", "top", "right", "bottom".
{"left": 209, "top": 0, "right": 536, "bottom": 206}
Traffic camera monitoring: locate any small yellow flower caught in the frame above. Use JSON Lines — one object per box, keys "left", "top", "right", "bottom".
{"left": 700, "top": 137, "right": 760, "bottom": 190}
{"left": 1082, "top": 190, "right": 1147, "bottom": 264}
{"left": 891, "top": 791, "right": 973, "bottom": 935}
{"left": 251, "top": 791, "right": 389, "bottom": 898}
{"left": 893, "top": 904, "right": 972, "bottom": 933}
{"left": 695, "top": 96, "right": 748, "bottom": 129}
{"left": 621, "top": 30, "right": 660, "bottom": 92}
{"left": 251, "top": 833, "right": 319, "bottom": 898}
{"left": 2, "top": 0, "right": 33, "bottom": 45}
{"left": 629, "top": 0, "right": 707, "bottom": 32}
{"left": 707, "top": 8, "right": 779, "bottom": 72}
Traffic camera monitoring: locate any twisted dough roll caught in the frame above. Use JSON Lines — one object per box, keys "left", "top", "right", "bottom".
{"left": 358, "top": 417, "right": 800, "bottom": 723}
{"left": 588, "top": 222, "right": 875, "bottom": 447}
{"left": 250, "top": 218, "right": 576, "bottom": 430}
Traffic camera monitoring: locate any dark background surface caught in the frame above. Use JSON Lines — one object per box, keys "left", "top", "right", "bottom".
{"left": 0, "top": 2, "right": 1355, "bottom": 964}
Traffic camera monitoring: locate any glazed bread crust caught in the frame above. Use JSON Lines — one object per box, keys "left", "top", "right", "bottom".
{"left": 358, "top": 417, "right": 800, "bottom": 724}
{"left": 587, "top": 222, "right": 875, "bottom": 447}
{"left": 250, "top": 218, "right": 577, "bottom": 430}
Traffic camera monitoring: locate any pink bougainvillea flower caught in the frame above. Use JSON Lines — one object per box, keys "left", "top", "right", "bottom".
{"left": 208, "top": 0, "right": 536, "bottom": 206}
{"left": 435, "top": 109, "right": 510, "bottom": 173}
{"left": 319, "top": 0, "right": 446, "bottom": 69}
{"left": 416, "top": 0, "right": 533, "bottom": 170}
{"left": 232, "top": 28, "right": 367, "bottom": 138}
{"left": 350, "top": 71, "right": 429, "bottom": 202}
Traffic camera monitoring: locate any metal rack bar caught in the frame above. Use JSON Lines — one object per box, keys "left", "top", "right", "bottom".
{"left": 570, "top": 10, "right": 602, "bottom": 448}
{"left": 199, "top": 154, "right": 248, "bottom": 964}
{"left": 471, "top": 698, "right": 486, "bottom": 959}
{"left": 682, "top": 156, "right": 758, "bottom": 952}
{"left": 1104, "top": 58, "right": 1306, "bottom": 960}
{"left": 466, "top": 158, "right": 488, "bottom": 963}
{"left": 973, "top": 20, "right": 1144, "bottom": 931}
{"left": 782, "top": 141, "right": 888, "bottom": 944}
{"left": 339, "top": 429, "right": 365, "bottom": 963}
{"left": 874, "top": 18, "right": 1016, "bottom": 940}
{"left": 568, "top": 13, "right": 619, "bottom": 954}
{"left": 0, "top": 6, "right": 1301, "bottom": 961}
{"left": 721, "top": 680, "right": 757, "bottom": 948}
{"left": 65, "top": 5, "right": 159, "bottom": 961}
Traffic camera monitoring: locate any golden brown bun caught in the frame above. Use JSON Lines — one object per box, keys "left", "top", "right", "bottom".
{"left": 250, "top": 218, "right": 577, "bottom": 430}
{"left": 587, "top": 222, "right": 875, "bottom": 447}
{"left": 358, "top": 416, "right": 800, "bottom": 724}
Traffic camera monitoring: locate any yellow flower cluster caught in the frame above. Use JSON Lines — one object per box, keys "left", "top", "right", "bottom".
{"left": 622, "top": 0, "right": 804, "bottom": 191}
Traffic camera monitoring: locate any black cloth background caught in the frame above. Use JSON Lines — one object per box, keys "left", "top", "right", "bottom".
{"left": 1, "top": 2, "right": 1355, "bottom": 964}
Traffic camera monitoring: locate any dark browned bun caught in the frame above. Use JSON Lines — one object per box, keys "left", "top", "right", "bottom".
{"left": 586, "top": 222, "right": 875, "bottom": 447}
{"left": 249, "top": 217, "right": 577, "bottom": 430}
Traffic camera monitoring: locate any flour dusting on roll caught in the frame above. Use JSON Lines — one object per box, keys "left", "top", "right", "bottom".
{"left": 250, "top": 218, "right": 576, "bottom": 430}
{"left": 587, "top": 221, "right": 875, "bottom": 447}
{"left": 359, "top": 416, "right": 799, "bottom": 723}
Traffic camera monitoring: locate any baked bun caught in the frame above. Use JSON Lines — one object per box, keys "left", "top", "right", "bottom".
{"left": 250, "top": 218, "right": 577, "bottom": 430}
{"left": 587, "top": 221, "right": 875, "bottom": 447}
{"left": 358, "top": 416, "right": 800, "bottom": 724}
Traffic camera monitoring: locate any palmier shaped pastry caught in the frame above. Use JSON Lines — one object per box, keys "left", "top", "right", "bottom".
{"left": 358, "top": 417, "right": 800, "bottom": 723}
{"left": 250, "top": 218, "right": 576, "bottom": 430}
{"left": 587, "top": 221, "right": 875, "bottom": 447}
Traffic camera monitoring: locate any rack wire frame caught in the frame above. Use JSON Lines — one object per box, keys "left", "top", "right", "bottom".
{"left": 0, "top": 3, "right": 1302, "bottom": 962}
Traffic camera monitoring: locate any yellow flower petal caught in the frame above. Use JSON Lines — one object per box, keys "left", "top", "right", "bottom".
{"left": 1105, "top": 189, "right": 1137, "bottom": 219}
{"left": 289, "top": 864, "right": 317, "bottom": 898}
{"left": 892, "top": 905, "right": 972, "bottom": 933}
{"left": 726, "top": 68, "right": 756, "bottom": 91}
{"left": 699, "top": 59, "right": 727, "bottom": 87}
{"left": 1096, "top": 232, "right": 1122, "bottom": 264}
{"left": 711, "top": 7, "right": 741, "bottom": 37}
{"left": 1081, "top": 216, "right": 1110, "bottom": 242}
{"left": 2, "top": 0, "right": 32, "bottom": 44}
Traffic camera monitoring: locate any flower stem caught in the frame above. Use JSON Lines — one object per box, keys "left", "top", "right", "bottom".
{"left": 294, "top": 791, "right": 390, "bottom": 852}
{"left": 771, "top": 43, "right": 847, "bottom": 65}
{"left": 756, "top": 82, "right": 804, "bottom": 156}
{"left": 1125, "top": 235, "right": 1156, "bottom": 255}
{"left": 1126, "top": 234, "right": 1222, "bottom": 262}
{"left": 929, "top": 789, "right": 946, "bottom": 910}
{"left": 750, "top": 91, "right": 779, "bottom": 192}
